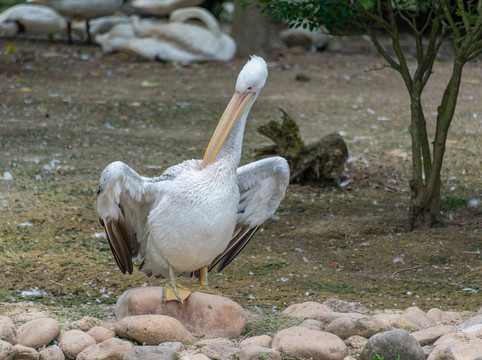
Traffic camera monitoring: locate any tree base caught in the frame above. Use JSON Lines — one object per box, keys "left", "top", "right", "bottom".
{"left": 408, "top": 179, "right": 441, "bottom": 230}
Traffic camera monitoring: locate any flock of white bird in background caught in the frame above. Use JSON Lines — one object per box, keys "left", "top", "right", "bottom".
{"left": 0, "top": 0, "right": 332, "bottom": 63}
{"left": 0, "top": 0, "right": 237, "bottom": 63}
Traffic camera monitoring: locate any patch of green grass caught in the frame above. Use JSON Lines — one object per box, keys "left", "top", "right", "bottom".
{"left": 442, "top": 196, "right": 468, "bottom": 211}
{"left": 428, "top": 255, "right": 451, "bottom": 265}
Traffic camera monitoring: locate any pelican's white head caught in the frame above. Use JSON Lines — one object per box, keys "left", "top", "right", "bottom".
{"left": 202, "top": 55, "right": 268, "bottom": 168}
{"left": 235, "top": 55, "right": 268, "bottom": 95}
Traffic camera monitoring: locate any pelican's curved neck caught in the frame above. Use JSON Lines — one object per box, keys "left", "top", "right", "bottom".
{"left": 169, "top": 8, "right": 222, "bottom": 37}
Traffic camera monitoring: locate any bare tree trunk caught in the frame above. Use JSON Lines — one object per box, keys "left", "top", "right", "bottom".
{"left": 408, "top": 55, "right": 465, "bottom": 229}
{"left": 232, "top": 1, "right": 271, "bottom": 57}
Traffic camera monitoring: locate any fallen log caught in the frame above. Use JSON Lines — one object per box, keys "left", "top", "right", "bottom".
{"left": 256, "top": 108, "right": 348, "bottom": 186}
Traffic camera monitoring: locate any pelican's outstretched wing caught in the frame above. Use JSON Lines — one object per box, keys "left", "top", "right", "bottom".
{"left": 208, "top": 156, "right": 290, "bottom": 273}
{"left": 95, "top": 160, "right": 193, "bottom": 274}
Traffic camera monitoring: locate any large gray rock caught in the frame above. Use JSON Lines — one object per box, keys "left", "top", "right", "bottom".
{"left": 123, "top": 346, "right": 176, "bottom": 360}
{"left": 76, "top": 338, "right": 133, "bottom": 360}
{"left": 115, "top": 315, "right": 195, "bottom": 345}
{"left": 326, "top": 314, "right": 392, "bottom": 339}
{"left": 272, "top": 326, "right": 348, "bottom": 360}
{"left": 16, "top": 318, "right": 61, "bottom": 349}
{"left": 359, "top": 329, "right": 425, "bottom": 360}
{"left": 0, "top": 340, "right": 16, "bottom": 360}
{"left": 115, "top": 287, "right": 246, "bottom": 338}
{"left": 58, "top": 329, "right": 96, "bottom": 359}
{"left": 0, "top": 317, "right": 17, "bottom": 345}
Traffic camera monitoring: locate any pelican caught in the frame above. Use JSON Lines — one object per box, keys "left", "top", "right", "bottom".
{"left": 29, "top": 0, "right": 124, "bottom": 43}
{"left": 0, "top": 4, "right": 66, "bottom": 36}
{"left": 130, "top": 0, "right": 203, "bottom": 16}
{"left": 95, "top": 56, "right": 289, "bottom": 302}
{"left": 128, "top": 7, "right": 236, "bottom": 63}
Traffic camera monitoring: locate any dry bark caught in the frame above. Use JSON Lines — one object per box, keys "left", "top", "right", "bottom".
{"left": 256, "top": 108, "right": 348, "bottom": 186}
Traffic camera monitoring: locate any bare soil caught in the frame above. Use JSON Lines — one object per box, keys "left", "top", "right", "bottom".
{"left": 0, "top": 31, "right": 480, "bottom": 324}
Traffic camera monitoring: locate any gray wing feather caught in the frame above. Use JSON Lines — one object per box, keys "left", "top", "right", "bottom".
{"left": 208, "top": 156, "right": 290, "bottom": 273}
{"left": 95, "top": 160, "right": 180, "bottom": 274}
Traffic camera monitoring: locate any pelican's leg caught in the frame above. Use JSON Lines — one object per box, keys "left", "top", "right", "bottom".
{"left": 163, "top": 264, "right": 192, "bottom": 303}
{"left": 67, "top": 20, "right": 73, "bottom": 44}
{"left": 85, "top": 20, "right": 92, "bottom": 43}
{"left": 196, "top": 266, "right": 221, "bottom": 295}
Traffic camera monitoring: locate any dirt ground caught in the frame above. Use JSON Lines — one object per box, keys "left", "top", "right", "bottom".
{"left": 0, "top": 29, "right": 480, "bottom": 325}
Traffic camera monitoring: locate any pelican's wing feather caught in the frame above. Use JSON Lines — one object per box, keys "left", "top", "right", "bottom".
{"left": 209, "top": 156, "right": 290, "bottom": 273}
{"left": 95, "top": 160, "right": 177, "bottom": 274}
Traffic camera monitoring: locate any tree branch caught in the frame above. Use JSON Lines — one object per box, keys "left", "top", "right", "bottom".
{"left": 441, "top": 0, "right": 461, "bottom": 38}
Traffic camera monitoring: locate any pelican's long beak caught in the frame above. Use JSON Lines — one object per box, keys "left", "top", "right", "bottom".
{"left": 202, "top": 91, "right": 255, "bottom": 168}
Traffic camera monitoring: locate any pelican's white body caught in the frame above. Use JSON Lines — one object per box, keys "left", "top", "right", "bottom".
{"left": 131, "top": 0, "right": 203, "bottom": 16}
{"left": 143, "top": 159, "right": 238, "bottom": 275}
{"left": 0, "top": 4, "right": 66, "bottom": 35}
{"left": 46, "top": 0, "right": 123, "bottom": 21}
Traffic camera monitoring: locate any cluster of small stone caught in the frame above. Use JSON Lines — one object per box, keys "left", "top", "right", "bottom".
{"left": 0, "top": 290, "right": 481, "bottom": 360}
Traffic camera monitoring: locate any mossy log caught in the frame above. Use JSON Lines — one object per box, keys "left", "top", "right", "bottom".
{"left": 256, "top": 108, "right": 348, "bottom": 186}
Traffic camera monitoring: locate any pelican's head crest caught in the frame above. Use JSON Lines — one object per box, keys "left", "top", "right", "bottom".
{"left": 235, "top": 55, "right": 268, "bottom": 94}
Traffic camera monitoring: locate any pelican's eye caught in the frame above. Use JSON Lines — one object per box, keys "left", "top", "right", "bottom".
{"left": 247, "top": 86, "right": 253, "bottom": 90}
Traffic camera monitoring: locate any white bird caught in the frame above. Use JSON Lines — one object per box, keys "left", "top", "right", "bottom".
{"left": 127, "top": 7, "right": 236, "bottom": 63}
{"left": 0, "top": 4, "right": 66, "bottom": 36}
{"left": 95, "top": 56, "right": 289, "bottom": 302}
{"left": 71, "top": 15, "right": 130, "bottom": 39}
{"left": 280, "top": 23, "right": 332, "bottom": 52}
{"left": 130, "top": 0, "right": 203, "bottom": 16}
{"left": 29, "top": 0, "right": 124, "bottom": 43}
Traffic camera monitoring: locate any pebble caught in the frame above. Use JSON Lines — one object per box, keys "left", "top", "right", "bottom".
{"left": 0, "top": 297, "right": 480, "bottom": 360}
